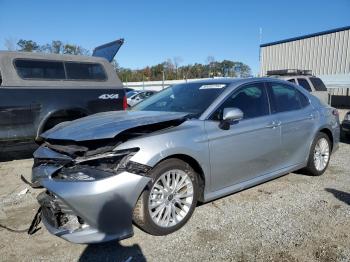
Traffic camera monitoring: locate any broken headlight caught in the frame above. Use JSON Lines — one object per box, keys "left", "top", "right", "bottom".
{"left": 53, "top": 148, "right": 148, "bottom": 181}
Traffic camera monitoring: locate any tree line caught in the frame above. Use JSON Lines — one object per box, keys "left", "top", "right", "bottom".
{"left": 116, "top": 57, "right": 252, "bottom": 82}
{"left": 6, "top": 39, "right": 89, "bottom": 55}
{"left": 4, "top": 39, "right": 252, "bottom": 81}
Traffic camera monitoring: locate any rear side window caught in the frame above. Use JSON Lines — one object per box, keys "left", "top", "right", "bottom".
{"left": 310, "top": 77, "right": 327, "bottom": 91}
{"left": 15, "top": 59, "right": 65, "bottom": 80}
{"left": 297, "top": 78, "right": 312, "bottom": 92}
{"left": 287, "top": 79, "right": 296, "bottom": 84}
{"left": 269, "top": 83, "right": 308, "bottom": 113}
{"left": 65, "top": 62, "right": 106, "bottom": 80}
{"left": 14, "top": 59, "right": 106, "bottom": 81}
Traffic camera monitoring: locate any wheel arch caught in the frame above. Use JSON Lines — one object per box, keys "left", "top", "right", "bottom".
{"left": 36, "top": 108, "right": 89, "bottom": 139}
{"left": 318, "top": 127, "right": 334, "bottom": 151}
{"left": 154, "top": 154, "right": 206, "bottom": 202}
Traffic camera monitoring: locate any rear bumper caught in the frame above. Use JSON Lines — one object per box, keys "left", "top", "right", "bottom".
{"left": 342, "top": 121, "right": 350, "bottom": 133}
{"left": 36, "top": 169, "right": 150, "bottom": 244}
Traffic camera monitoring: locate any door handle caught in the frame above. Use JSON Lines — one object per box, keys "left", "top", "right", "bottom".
{"left": 266, "top": 121, "right": 277, "bottom": 128}
{"left": 307, "top": 114, "right": 314, "bottom": 120}
{"left": 266, "top": 120, "right": 281, "bottom": 128}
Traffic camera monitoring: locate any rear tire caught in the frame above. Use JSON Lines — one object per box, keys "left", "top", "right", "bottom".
{"left": 305, "top": 133, "right": 331, "bottom": 176}
{"left": 133, "top": 158, "right": 199, "bottom": 236}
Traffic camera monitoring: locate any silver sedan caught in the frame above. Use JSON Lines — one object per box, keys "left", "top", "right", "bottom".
{"left": 30, "top": 78, "right": 340, "bottom": 243}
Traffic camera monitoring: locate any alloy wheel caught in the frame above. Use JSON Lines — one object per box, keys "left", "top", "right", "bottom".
{"left": 148, "top": 169, "right": 194, "bottom": 228}
{"left": 313, "top": 137, "right": 330, "bottom": 171}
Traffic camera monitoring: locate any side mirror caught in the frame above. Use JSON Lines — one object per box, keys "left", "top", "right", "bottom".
{"left": 219, "top": 108, "right": 243, "bottom": 130}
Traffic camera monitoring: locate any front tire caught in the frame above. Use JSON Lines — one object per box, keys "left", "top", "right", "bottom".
{"left": 133, "top": 158, "right": 199, "bottom": 236}
{"left": 305, "top": 133, "right": 331, "bottom": 176}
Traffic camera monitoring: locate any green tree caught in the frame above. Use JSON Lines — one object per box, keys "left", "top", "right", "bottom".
{"left": 51, "top": 40, "right": 64, "bottom": 54}
{"left": 17, "top": 39, "right": 39, "bottom": 52}
{"left": 63, "top": 44, "right": 88, "bottom": 55}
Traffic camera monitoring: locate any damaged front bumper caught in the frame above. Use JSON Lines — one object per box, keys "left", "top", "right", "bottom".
{"left": 31, "top": 145, "right": 151, "bottom": 244}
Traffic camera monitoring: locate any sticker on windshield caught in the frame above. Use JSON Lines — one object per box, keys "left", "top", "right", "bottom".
{"left": 199, "top": 84, "right": 226, "bottom": 89}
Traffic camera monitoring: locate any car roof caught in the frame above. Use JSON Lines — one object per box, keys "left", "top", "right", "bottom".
{"left": 0, "top": 50, "right": 108, "bottom": 63}
{"left": 185, "top": 77, "right": 290, "bottom": 86}
{"left": 185, "top": 78, "right": 243, "bottom": 85}
{"left": 269, "top": 75, "right": 316, "bottom": 79}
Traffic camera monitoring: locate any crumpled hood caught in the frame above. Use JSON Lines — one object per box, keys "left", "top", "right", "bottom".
{"left": 41, "top": 111, "right": 188, "bottom": 142}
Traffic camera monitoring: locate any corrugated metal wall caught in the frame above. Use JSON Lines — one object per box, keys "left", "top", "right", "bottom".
{"left": 260, "top": 29, "right": 350, "bottom": 76}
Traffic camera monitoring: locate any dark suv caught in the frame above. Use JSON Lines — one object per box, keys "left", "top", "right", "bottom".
{"left": 0, "top": 40, "right": 126, "bottom": 153}
{"left": 342, "top": 111, "right": 350, "bottom": 137}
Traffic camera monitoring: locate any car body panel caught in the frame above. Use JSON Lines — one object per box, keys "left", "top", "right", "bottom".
{"left": 92, "top": 39, "right": 124, "bottom": 62}
{"left": 341, "top": 111, "right": 350, "bottom": 134}
{"left": 115, "top": 119, "right": 211, "bottom": 193}
{"left": 274, "top": 105, "right": 317, "bottom": 167}
{"left": 32, "top": 145, "right": 151, "bottom": 243}
{"left": 342, "top": 120, "right": 350, "bottom": 133}
{"left": 41, "top": 111, "right": 189, "bottom": 141}
{"left": 204, "top": 115, "right": 282, "bottom": 191}
{"left": 41, "top": 171, "right": 150, "bottom": 243}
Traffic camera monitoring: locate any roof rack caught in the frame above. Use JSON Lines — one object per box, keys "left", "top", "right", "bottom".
{"left": 266, "top": 69, "right": 312, "bottom": 76}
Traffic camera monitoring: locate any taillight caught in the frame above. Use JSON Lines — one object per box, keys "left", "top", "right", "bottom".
{"left": 332, "top": 109, "right": 339, "bottom": 116}
{"left": 123, "top": 95, "right": 127, "bottom": 110}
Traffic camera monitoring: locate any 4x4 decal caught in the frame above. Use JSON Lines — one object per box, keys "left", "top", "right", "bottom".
{"left": 98, "top": 94, "right": 119, "bottom": 99}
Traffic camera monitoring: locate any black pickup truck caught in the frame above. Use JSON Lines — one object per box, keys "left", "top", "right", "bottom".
{"left": 0, "top": 40, "right": 127, "bottom": 154}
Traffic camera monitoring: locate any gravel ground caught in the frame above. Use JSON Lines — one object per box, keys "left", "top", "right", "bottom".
{"left": 0, "top": 113, "right": 349, "bottom": 262}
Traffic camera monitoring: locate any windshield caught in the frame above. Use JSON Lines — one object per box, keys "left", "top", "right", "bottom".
{"left": 127, "top": 91, "right": 140, "bottom": 98}
{"left": 132, "top": 82, "right": 227, "bottom": 117}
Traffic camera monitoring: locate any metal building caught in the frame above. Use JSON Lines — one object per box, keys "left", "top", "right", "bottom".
{"left": 260, "top": 26, "right": 350, "bottom": 88}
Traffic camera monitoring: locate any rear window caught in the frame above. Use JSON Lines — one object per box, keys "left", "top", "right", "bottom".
{"left": 297, "top": 78, "right": 312, "bottom": 92}
{"left": 310, "top": 77, "right": 327, "bottom": 91}
{"left": 14, "top": 59, "right": 106, "bottom": 81}
{"left": 65, "top": 62, "right": 106, "bottom": 80}
{"left": 15, "top": 60, "right": 65, "bottom": 80}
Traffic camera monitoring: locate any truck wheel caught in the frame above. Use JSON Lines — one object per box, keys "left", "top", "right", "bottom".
{"left": 133, "top": 158, "right": 199, "bottom": 235}
{"left": 305, "top": 133, "right": 331, "bottom": 176}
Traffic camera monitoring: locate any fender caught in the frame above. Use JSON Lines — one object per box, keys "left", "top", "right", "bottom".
{"left": 36, "top": 108, "right": 90, "bottom": 139}
{"left": 304, "top": 124, "right": 334, "bottom": 164}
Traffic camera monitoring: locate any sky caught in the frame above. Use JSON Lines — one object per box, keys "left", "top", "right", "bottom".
{"left": 0, "top": 0, "right": 349, "bottom": 75}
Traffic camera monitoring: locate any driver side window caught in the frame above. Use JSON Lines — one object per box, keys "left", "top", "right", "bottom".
{"left": 211, "top": 83, "right": 269, "bottom": 121}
